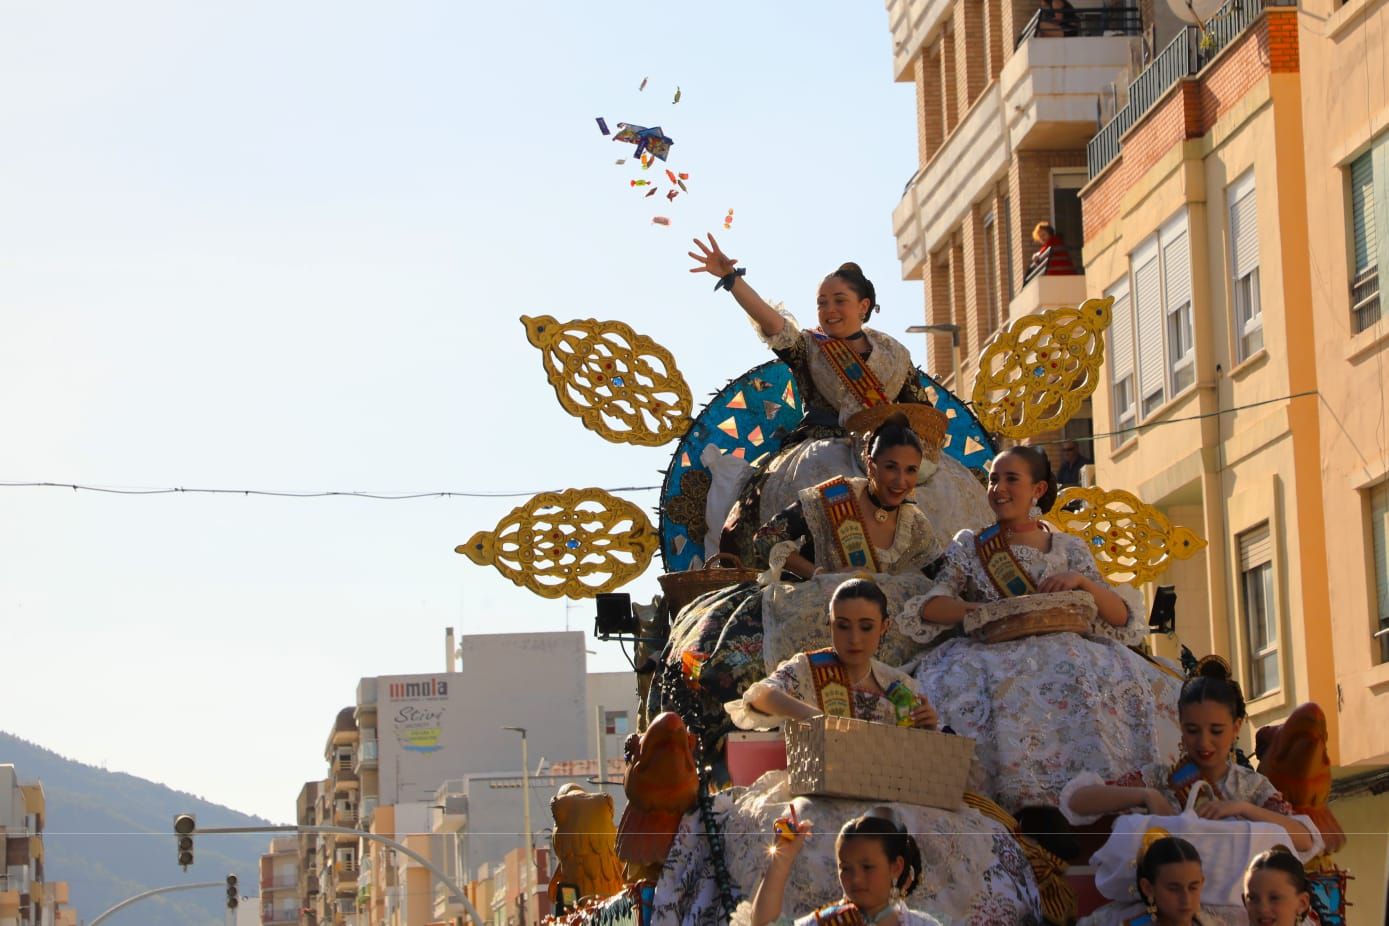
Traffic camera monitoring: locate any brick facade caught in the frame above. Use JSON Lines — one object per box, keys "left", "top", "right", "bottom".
{"left": 1082, "top": 10, "right": 1299, "bottom": 241}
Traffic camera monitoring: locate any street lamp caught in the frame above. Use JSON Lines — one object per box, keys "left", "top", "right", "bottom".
{"left": 906, "top": 323, "right": 963, "bottom": 394}
{"left": 502, "top": 726, "right": 533, "bottom": 925}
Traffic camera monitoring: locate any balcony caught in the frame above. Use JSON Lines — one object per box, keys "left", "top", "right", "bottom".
{"left": 262, "top": 907, "right": 299, "bottom": 925}
{"left": 1087, "top": 0, "right": 1297, "bottom": 178}
{"left": 333, "top": 807, "right": 358, "bottom": 827}
{"left": 353, "top": 738, "right": 377, "bottom": 773}
{"left": 260, "top": 876, "right": 298, "bottom": 892}
{"left": 359, "top": 796, "right": 378, "bottom": 828}
{"left": 1007, "top": 272, "right": 1090, "bottom": 326}
{"left": 1002, "top": 11, "right": 1143, "bottom": 151}
{"left": 893, "top": 84, "right": 1007, "bottom": 279}
{"left": 1015, "top": 5, "right": 1141, "bottom": 46}
{"left": 885, "top": 0, "right": 953, "bottom": 82}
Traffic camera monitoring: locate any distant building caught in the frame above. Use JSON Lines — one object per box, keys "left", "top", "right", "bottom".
{"left": 258, "top": 837, "right": 299, "bottom": 926}
{"left": 0, "top": 766, "right": 78, "bottom": 926}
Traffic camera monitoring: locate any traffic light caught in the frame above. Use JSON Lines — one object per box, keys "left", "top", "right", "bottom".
{"left": 226, "top": 874, "right": 239, "bottom": 910}
{"left": 173, "top": 814, "right": 196, "bottom": 869}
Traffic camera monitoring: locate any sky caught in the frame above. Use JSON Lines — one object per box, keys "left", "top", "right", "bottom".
{"left": 0, "top": 2, "right": 930, "bottom": 823}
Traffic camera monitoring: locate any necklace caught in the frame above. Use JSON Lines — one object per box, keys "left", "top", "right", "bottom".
{"left": 848, "top": 664, "right": 874, "bottom": 688}
{"left": 866, "top": 488, "right": 899, "bottom": 523}
{"left": 1004, "top": 518, "right": 1041, "bottom": 537}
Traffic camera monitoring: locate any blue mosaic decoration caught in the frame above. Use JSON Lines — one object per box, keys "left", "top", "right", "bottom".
{"left": 658, "top": 362, "right": 994, "bottom": 571}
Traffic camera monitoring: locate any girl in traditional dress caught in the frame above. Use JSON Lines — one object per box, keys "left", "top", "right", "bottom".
{"left": 896, "top": 445, "right": 1184, "bottom": 812}
{"left": 1242, "top": 848, "right": 1313, "bottom": 926}
{"left": 685, "top": 234, "right": 989, "bottom": 563}
{"left": 654, "top": 414, "right": 946, "bottom": 757}
{"left": 726, "top": 577, "right": 939, "bottom": 731}
{"left": 1078, "top": 834, "right": 1232, "bottom": 926}
{"left": 750, "top": 810, "right": 943, "bottom": 926}
{"left": 1061, "top": 658, "right": 1320, "bottom": 850}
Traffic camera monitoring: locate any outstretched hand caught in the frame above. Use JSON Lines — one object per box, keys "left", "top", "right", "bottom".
{"left": 688, "top": 233, "right": 738, "bottom": 278}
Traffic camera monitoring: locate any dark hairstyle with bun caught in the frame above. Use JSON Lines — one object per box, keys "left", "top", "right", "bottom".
{"left": 1245, "top": 845, "right": 1310, "bottom": 895}
{"left": 996, "top": 446, "right": 1058, "bottom": 513}
{"left": 837, "top": 808, "right": 923, "bottom": 896}
{"left": 1137, "top": 836, "right": 1202, "bottom": 905}
{"left": 1179, "top": 654, "right": 1247, "bottom": 722}
{"left": 827, "top": 262, "right": 879, "bottom": 319}
{"left": 829, "top": 577, "right": 890, "bottom": 624}
{"left": 869, "top": 411, "right": 924, "bottom": 462}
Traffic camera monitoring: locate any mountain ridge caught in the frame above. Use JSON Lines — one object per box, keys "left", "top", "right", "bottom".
{"left": 1, "top": 731, "right": 290, "bottom": 926}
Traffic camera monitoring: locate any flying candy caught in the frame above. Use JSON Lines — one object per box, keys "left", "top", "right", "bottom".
{"left": 677, "top": 180, "right": 688, "bottom": 193}
{"left": 667, "top": 189, "right": 679, "bottom": 201}
{"left": 678, "top": 172, "right": 689, "bottom": 180}
{"left": 652, "top": 216, "right": 671, "bottom": 226}
{"left": 723, "top": 208, "right": 735, "bottom": 230}
{"left": 672, "top": 86, "right": 682, "bottom": 104}
{"left": 596, "top": 117, "right": 610, "bottom": 135}
{"left": 665, "top": 169, "right": 678, "bottom": 184}
{"left": 631, "top": 179, "right": 651, "bottom": 187}
{"left": 639, "top": 77, "right": 648, "bottom": 91}
{"left": 645, "top": 188, "right": 657, "bottom": 198}
{"left": 615, "top": 159, "right": 627, "bottom": 165}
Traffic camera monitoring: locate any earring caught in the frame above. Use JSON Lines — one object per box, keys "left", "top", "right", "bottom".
{"left": 1028, "top": 502, "right": 1043, "bottom": 520}
{"left": 1145, "top": 897, "right": 1157, "bottom": 916}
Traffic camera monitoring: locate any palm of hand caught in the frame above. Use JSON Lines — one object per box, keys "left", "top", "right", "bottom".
{"left": 688, "top": 233, "right": 737, "bottom": 277}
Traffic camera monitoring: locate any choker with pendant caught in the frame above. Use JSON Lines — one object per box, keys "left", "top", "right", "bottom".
{"left": 866, "top": 488, "right": 900, "bottom": 523}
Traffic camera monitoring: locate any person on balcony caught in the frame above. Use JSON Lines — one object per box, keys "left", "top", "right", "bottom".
{"left": 1025, "top": 222, "right": 1078, "bottom": 282}
{"left": 1036, "top": 0, "right": 1081, "bottom": 37}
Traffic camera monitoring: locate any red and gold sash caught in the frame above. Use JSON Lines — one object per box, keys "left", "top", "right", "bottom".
{"left": 815, "top": 477, "right": 879, "bottom": 572}
{"left": 812, "top": 333, "right": 891, "bottom": 411}
{"left": 975, "top": 522, "right": 1037, "bottom": 598}
{"left": 806, "top": 648, "right": 855, "bottom": 719}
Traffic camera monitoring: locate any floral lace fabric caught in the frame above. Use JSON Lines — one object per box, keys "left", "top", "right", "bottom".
{"left": 726, "top": 652, "right": 921, "bottom": 730}
{"left": 1076, "top": 901, "right": 1241, "bottom": 926}
{"left": 1059, "top": 761, "right": 1299, "bottom": 826}
{"left": 900, "top": 530, "right": 1183, "bottom": 812}
{"left": 649, "top": 772, "right": 1042, "bottom": 926}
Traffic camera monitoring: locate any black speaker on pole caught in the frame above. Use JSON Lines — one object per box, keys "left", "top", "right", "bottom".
{"left": 594, "top": 592, "right": 637, "bottom": 638}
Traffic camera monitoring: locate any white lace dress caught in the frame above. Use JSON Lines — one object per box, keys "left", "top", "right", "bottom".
{"left": 648, "top": 772, "right": 1042, "bottom": 926}
{"left": 897, "top": 528, "right": 1183, "bottom": 812}
{"left": 1077, "top": 901, "right": 1242, "bottom": 926}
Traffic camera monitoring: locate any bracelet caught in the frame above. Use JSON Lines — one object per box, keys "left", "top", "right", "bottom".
{"left": 714, "top": 267, "right": 746, "bottom": 292}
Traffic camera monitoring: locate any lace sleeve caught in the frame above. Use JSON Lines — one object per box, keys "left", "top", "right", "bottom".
{"left": 1060, "top": 533, "right": 1147, "bottom": 646}
{"left": 748, "top": 302, "right": 802, "bottom": 353}
{"left": 754, "top": 501, "right": 814, "bottom": 568}
{"left": 727, "top": 654, "right": 810, "bottom": 729}
{"left": 895, "top": 540, "right": 971, "bottom": 644}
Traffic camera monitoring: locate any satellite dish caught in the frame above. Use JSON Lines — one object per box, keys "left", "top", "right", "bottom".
{"left": 1166, "top": 0, "right": 1224, "bottom": 25}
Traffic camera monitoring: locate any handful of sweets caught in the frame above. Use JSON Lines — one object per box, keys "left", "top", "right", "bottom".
{"left": 810, "top": 901, "right": 867, "bottom": 926}
{"left": 885, "top": 680, "right": 920, "bottom": 727}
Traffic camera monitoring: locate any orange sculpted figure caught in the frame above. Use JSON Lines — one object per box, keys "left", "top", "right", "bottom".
{"left": 616, "top": 711, "right": 700, "bottom": 879}
{"left": 549, "top": 784, "right": 625, "bottom": 906}
{"left": 1254, "top": 701, "right": 1347, "bottom": 853}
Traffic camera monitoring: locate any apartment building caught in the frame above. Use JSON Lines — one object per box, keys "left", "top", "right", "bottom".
{"left": 1297, "top": 0, "right": 1389, "bottom": 909}
{"left": 320, "top": 707, "right": 361, "bottom": 926}
{"left": 887, "top": 0, "right": 1156, "bottom": 457}
{"left": 296, "top": 780, "right": 325, "bottom": 926}
{"left": 0, "top": 768, "right": 77, "bottom": 926}
{"left": 259, "top": 837, "right": 301, "bottom": 926}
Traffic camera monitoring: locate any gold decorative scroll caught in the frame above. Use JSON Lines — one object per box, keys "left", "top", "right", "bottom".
{"left": 1044, "top": 485, "right": 1207, "bottom": 586}
{"left": 522, "top": 315, "right": 692, "bottom": 447}
{"left": 456, "top": 487, "right": 657, "bottom": 599}
{"left": 972, "top": 297, "right": 1113, "bottom": 440}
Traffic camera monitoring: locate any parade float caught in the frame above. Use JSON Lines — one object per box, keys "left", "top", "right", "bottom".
{"left": 456, "top": 293, "right": 1350, "bottom": 925}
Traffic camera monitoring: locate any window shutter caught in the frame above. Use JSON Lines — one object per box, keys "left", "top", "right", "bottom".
{"left": 1374, "top": 136, "right": 1389, "bottom": 290}
{"left": 1109, "top": 284, "right": 1133, "bottom": 382}
{"left": 1372, "top": 482, "right": 1389, "bottom": 621}
{"left": 1351, "top": 150, "right": 1376, "bottom": 273}
{"left": 1231, "top": 190, "right": 1259, "bottom": 278}
{"left": 1164, "top": 229, "right": 1192, "bottom": 312}
{"left": 1134, "top": 255, "right": 1165, "bottom": 405}
{"left": 1239, "top": 524, "right": 1273, "bottom": 571}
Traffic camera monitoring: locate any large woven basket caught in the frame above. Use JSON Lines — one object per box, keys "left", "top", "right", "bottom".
{"left": 657, "top": 553, "right": 760, "bottom": 615}
{"left": 785, "top": 715, "right": 975, "bottom": 810}
{"left": 964, "top": 590, "right": 1096, "bottom": 644}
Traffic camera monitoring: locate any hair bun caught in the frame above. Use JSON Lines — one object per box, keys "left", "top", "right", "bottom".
{"left": 1196, "top": 654, "right": 1233, "bottom": 681}
{"left": 866, "top": 805, "right": 906, "bottom": 832}
{"left": 838, "top": 261, "right": 864, "bottom": 275}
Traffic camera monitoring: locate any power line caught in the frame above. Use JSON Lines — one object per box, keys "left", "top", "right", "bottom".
{"left": 0, "top": 482, "right": 661, "bottom": 500}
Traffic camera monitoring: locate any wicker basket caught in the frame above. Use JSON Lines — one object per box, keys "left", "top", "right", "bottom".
{"left": 843, "top": 403, "right": 948, "bottom": 462}
{"left": 964, "top": 590, "right": 1096, "bottom": 644}
{"left": 657, "top": 553, "right": 760, "bottom": 615}
{"left": 785, "top": 715, "right": 975, "bottom": 810}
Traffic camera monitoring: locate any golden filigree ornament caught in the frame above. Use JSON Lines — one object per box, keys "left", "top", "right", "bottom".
{"left": 971, "top": 297, "right": 1113, "bottom": 440}
{"left": 521, "top": 315, "right": 693, "bottom": 447}
{"left": 456, "top": 488, "right": 658, "bottom": 599}
{"left": 1043, "top": 485, "right": 1207, "bottom": 585}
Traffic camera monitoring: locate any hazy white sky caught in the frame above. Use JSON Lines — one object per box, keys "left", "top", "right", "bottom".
{"left": 0, "top": 2, "right": 927, "bottom": 822}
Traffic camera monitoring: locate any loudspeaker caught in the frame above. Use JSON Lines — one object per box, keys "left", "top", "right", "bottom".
{"left": 594, "top": 592, "right": 637, "bottom": 638}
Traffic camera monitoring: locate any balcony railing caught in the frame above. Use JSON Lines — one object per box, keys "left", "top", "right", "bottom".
{"left": 1087, "top": 0, "right": 1297, "bottom": 178}
{"left": 1352, "top": 265, "right": 1382, "bottom": 333}
{"left": 1016, "top": 4, "right": 1141, "bottom": 47}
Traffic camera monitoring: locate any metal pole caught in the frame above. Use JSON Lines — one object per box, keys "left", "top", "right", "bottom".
{"left": 500, "top": 727, "right": 531, "bottom": 926}
{"left": 196, "top": 824, "right": 486, "bottom": 926}
{"left": 595, "top": 704, "right": 606, "bottom": 784}
{"left": 88, "top": 882, "right": 222, "bottom": 926}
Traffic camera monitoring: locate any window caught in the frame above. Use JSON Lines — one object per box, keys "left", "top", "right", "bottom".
{"left": 604, "top": 711, "right": 629, "bottom": 736}
{"left": 1238, "top": 525, "right": 1279, "bottom": 697}
{"left": 1107, "top": 279, "right": 1135, "bottom": 437}
{"left": 1349, "top": 143, "right": 1384, "bottom": 332}
{"left": 1228, "top": 172, "right": 1262, "bottom": 361}
{"left": 1371, "top": 481, "right": 1389, "bottom": 664}
{"left": 1052, "top": 169, "right": 1088, "bottom": 262}
{"left": 1108, "top": 211, "right": 1194, "bottom": 436}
